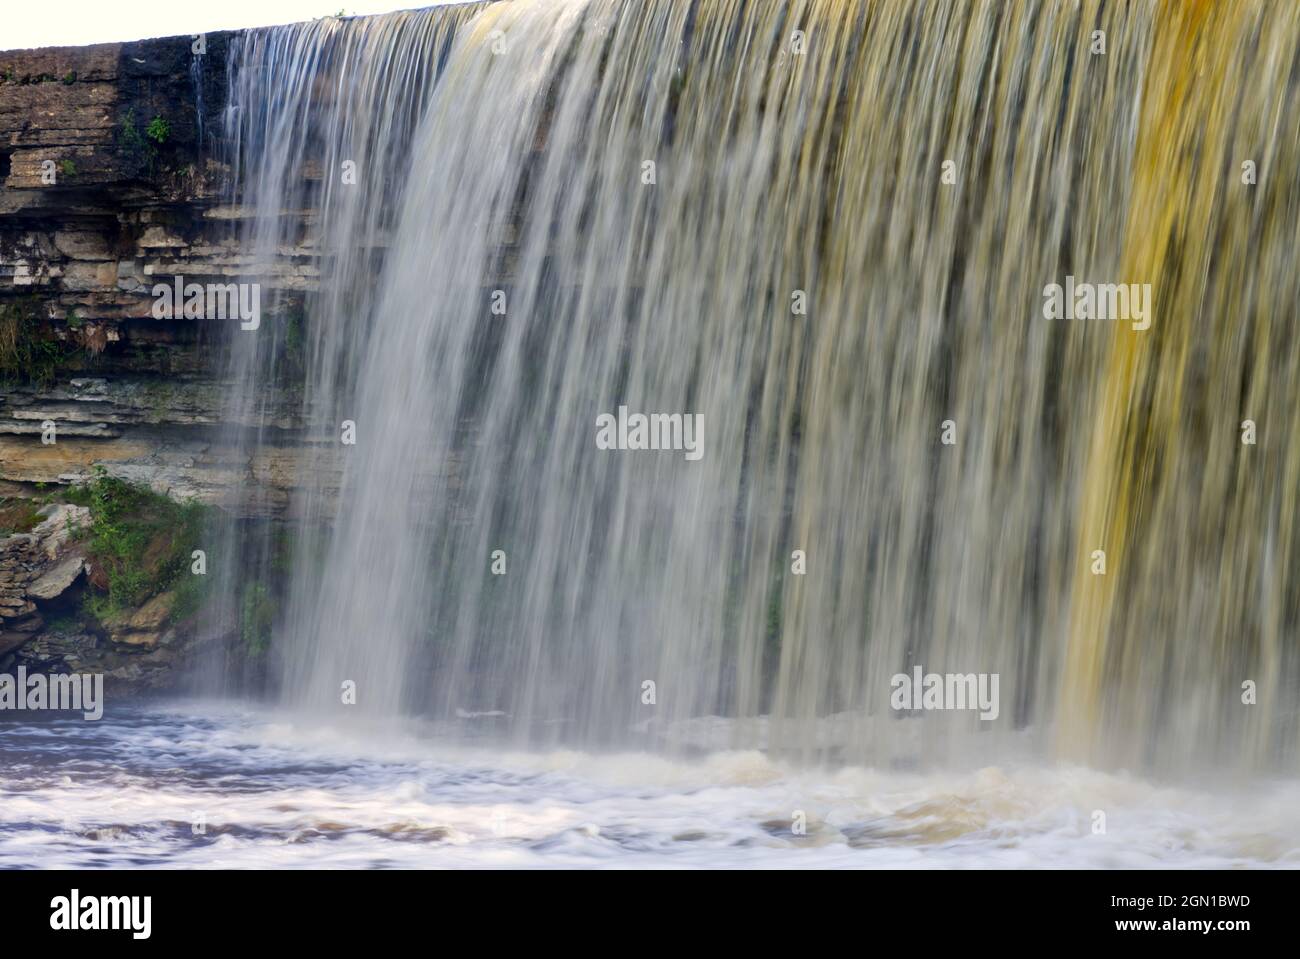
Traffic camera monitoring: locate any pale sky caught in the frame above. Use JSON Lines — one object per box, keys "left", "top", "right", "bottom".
{"left": 1, "top": 0, "right": 464, "bottom": 51}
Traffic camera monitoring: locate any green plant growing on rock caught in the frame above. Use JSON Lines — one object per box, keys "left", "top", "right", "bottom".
{"left": 0, "top": 299, "right": 75, "bottom": 387}
{"left": 285, "top": 301, "right": 305, "bottom": 357}
{"left": 240, "top": 583, "right": 275, "bottom": 656}
{"left": 270, "top": 525, "right": 297, "bottom": 574}
{"left": 59, "top": 158, "right": 76, "bottom": 177}
{"left": 146, "top": 115, "right": 170, "bottom": 145}
{"left": 45, "top": 611, "right": 83, "bottom": 634}
{"left": 170, "top": 567, "right": 210, "bottom": 622}
{"left": 275, "top": 299, "right": 308, "bottom": 379}
{"left": 71, "top": 466, "right": 210, "bottom": 619}
{"left": 119, "top": 109, "right": 145, "bottom": 152}
{"left": 118, "top": 108, "right": 165, "bottom": 177}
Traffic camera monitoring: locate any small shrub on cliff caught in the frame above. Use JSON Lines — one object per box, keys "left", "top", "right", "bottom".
{"left": 146, "top": 116, "right": 170, "bottom": 145}
{"left": 71, "top": 467, "right": 209, "bottom": 617}
{"left": 0, "top": 299, "right": 75, "bottom": 387}
{"left": 118, "top": 109, "right": 164, "bottom": 177}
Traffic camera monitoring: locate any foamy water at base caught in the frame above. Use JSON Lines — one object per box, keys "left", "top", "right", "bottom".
{"left": 0, "top": 702, "right": 1295, "bottom": 869}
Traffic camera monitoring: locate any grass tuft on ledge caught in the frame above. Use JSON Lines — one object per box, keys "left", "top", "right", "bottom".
{"left": 62, "top": 467, "right": 210, "bottom": 619}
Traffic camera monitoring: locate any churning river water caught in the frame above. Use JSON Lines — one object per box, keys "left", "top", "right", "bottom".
{"left": 1, "top": 701, "right": 1296, "bottom": 869}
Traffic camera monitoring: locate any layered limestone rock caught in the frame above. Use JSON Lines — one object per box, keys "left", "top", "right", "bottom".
{"left": 0, "top": 33, "right": 327, "bottom": 518}
{"left": 0, "top": 503, "right": 87, "bottom": 651}
{"left": 0, "top": 34, "right": 308, "bottom": 691}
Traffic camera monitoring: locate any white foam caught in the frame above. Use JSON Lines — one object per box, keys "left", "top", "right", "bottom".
{"left": 0, "top": 701, "right": 1296, "bottom": 868}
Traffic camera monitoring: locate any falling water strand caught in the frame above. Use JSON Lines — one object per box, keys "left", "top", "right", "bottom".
{"left": 207, "top": 5, "right": 491, "bottom": 693}
{"left": 1060, "top": 0, "right": 1300, "bottom": 771}
{"left": 221, "top": 0, "right": 1299, "bottom": 773}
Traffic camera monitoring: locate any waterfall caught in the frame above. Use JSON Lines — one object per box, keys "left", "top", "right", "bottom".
{"left": 205, "top": 4, "right": 491, "bottom": 693}
{"left": 218, "top": 0, "right": 1300, "bottom": 774}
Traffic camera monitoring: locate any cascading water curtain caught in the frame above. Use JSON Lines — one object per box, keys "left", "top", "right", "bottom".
{"left": 207, "top": 4, "right": 491, "bottom": 695}
{"left": 223, "top": 0, "right": 1299, "bottom": 775}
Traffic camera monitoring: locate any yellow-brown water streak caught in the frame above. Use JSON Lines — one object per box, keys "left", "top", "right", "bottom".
{"left": 1061, "top": 0, "right": 1300, "bottom": 769}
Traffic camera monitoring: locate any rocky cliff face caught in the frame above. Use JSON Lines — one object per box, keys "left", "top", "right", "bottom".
{"left": 1, "top": 33, "right": 319, "bottom": 517}
{"left": 0, "top": 503, "right": 86, "bottom": 657}
{"left": 1, "top": 33, "right": 307, "bottom": 690}
{"left": 0, "top": 502, "right": 191, "bottom": 691}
